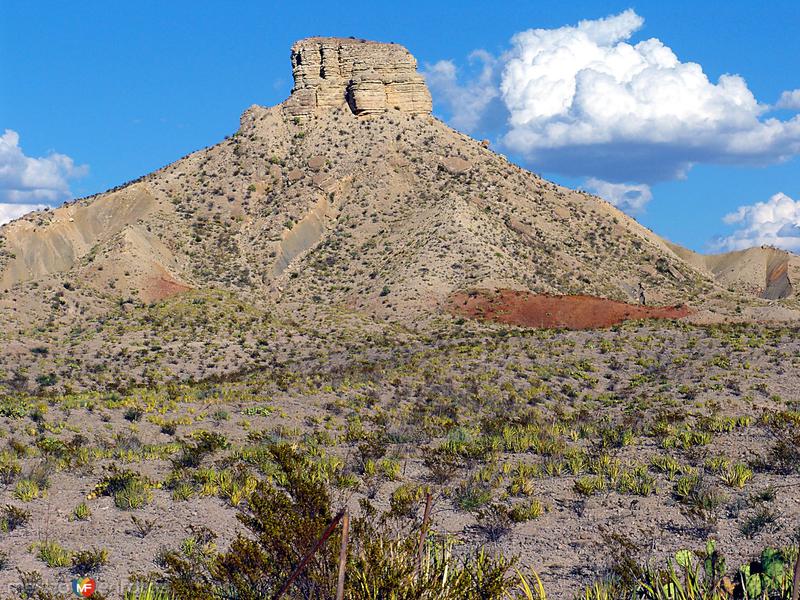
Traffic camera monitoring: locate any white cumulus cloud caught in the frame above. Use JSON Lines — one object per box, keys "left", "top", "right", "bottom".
{"left": 776, "top": 89, "right": 800, "bottom": 111}
{"left": 0, "top": 203, "right": 48, "bottom": 226}
{"left": 499, "top": 10, "right": 800, "bottom": 182}
{"left": 584, "top": 177, "right": 652, "bottom": 212}
{"left": 429, "top": 10, "right": 800, "bottom": 186}
{"left": 713, "top": 192, "right": 800, "bottom": 251}
{"left": 0, "top": 129, "right": 87, "bottom": 205}
{"left": 424, "top": 50, "right": 500, "bottom": 133}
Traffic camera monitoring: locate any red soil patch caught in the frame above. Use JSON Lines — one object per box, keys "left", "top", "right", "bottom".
{"left": 142, "top": 275, "right": 192, "bottom": 303}
{"left": 447, "top": 289, "right": 691, "bottom": 330}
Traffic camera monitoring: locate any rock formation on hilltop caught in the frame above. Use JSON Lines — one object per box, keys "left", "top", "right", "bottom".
{"left": 285, "top": 37, "right": 432, "bottom": 116}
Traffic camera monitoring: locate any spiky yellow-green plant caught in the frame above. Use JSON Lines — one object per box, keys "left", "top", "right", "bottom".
{"left": 720, "top": 463, "right": 753, "bottom": 489}
{"left": 511, "top": 569, "right": 547, "bottom": 600}
{"left": 124, "top": 583, "right": 174, "bottom": 600}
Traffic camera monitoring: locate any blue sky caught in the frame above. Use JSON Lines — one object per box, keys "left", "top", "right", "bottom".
{"left": 2, "top": 1, "right": 799, "bottom": 252}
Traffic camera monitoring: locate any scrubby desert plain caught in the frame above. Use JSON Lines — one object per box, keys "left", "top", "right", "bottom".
{"left": 1, "top": 38, "right": 799, "bottom": 599}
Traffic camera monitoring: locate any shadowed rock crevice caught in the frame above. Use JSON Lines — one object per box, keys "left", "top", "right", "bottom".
{"left": 271, "top": 195, "right": 335, "bottom": 277}
{"left": 764, "top": 255, "right": 792, "bottom": 299}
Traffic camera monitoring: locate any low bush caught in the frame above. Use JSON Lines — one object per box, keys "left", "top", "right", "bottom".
{"left": 158, "top": 442, "right": 531, "bottom": 599}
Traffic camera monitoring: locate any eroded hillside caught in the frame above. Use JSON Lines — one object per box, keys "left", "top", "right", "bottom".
{"left": 0, "top": 37, "right": 798, "bottom": 393}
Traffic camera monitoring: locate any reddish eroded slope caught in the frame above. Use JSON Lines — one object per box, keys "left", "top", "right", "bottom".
{"left": 448, "top": 289, "right": 691, "bottom": 330}
{"left": 143, "top": 274, "right": 193, "bottom": 303}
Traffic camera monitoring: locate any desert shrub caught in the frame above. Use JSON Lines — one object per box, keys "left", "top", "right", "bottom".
{"left": 160, "top": 421, "right": 178, "bottom": 435}
{"left": 160, "top": 443, "right": 339, "bottom": 599}
{"left": 129, "top": 515, "right": 158, "bottom": 538}
{"left": 662, "top": 428, "right": 711, "bottom": 450}
{"left": 13, "top": 459, "right": 54, "bottom": 501}
{"left": 0, "top": 451, "right": 21, "bottom": 484}
{"left": 422, "top": 449, "right": 462, "bottom": 484}
{"left": 476, "top": 504, "right": 513, "bottom": 542}
{"left": 124, "top": 583, "right": 174, "bottom": 600}
{"left": 675, "top": 476, "right": 726, "bottom": 534}
{"left": 574, "top": 475, "right": 606, "bottom": 496}
{"left": 124, "top": 406, "right": 144, "bottom": 422}
{"left": 508, "top": 499, "right": 546, "bottom": 523}
{"left": 348, "top": 537, "right": 515, "bottom": 600}
{"left": 508, "top": 473, "right": 537, "bottom": 497}
{"left": 454, "top": 481, "right": 493, "bottom": 511}
{"left": 740, "top": 506, "right": 779, "bottom": 539}
{"left": 617, "top": 466, "right": 657, "bottom": 496}
{"left": 171, "top": 481, "right": 194, "bottom": 501}
{"left": 35, "top": 373, "right": 57, "bottom": 387}
{"left": 0, "top": 504, "right": 30, "bottom": 532}
{"left": 72, "top": 502, "right": 91, "bottom": 521}
{"left": 9, "top": 569, "right": 73, "bottom": 600}
{"left": 649, "top": 455, "right": 684, "bottom": 479}
{"left": 439, "top": 427, "right": 500, "bottom": 462}
{"left": 0, "top": 397, "right": 30, "bottom": 419}
{"left": 71, "top": 547, "right": 109, "bottom": 573}
{"left": 217, "top": 467, "right": 258, "bottom": 507}
{"left": 388, "top": 484, "right": 428, "bottom": 519}
{"left": 586, "top": 542, "right": 799, "bottom": 600}
{"left": 159, "top": 442, "right": 525, "bottom": 599}
{"left": 34, "top": 540, "right": 72, "bottom": 568}
{"left": 173, "top": 430, "right": 229, "bottom": 468}
{"left": 88, "top": 467, "right": 153, "bottom": 510}
{"left": 720, "top": 462, "right": 754, "bottom": 489}
{"left": 114, "top": 479, "right": 152, "bottom": 510}
{"left": 14, "top": 479, "right": 41, "bottom": 502}
{"left": 211, "top": 409, "right": 230, "bottom": 422}
{"left": 766, "top": 411, "right": 800, "bottom": 473}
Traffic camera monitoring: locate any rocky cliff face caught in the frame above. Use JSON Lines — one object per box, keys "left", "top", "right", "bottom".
{"left": 285, "top": 37, "right": 432, "bottom": 116}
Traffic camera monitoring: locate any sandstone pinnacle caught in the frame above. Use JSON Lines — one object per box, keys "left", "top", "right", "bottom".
{"left": 285, "top": 37, "right": 432, "bottom": 116}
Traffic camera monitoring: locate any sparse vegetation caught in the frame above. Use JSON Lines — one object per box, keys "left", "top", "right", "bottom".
{"left": 0, "top": 44, "right": 799, "bottom": 598}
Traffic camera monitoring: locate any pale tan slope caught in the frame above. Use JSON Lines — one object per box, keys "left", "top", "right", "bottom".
{"left": 0, "top": 185, "right": 155, "bottom": 287}
{"left": 0, "top": 183, "right": 191, "bottom": 306}
{"left": 271, "top": 195, "right": 336, "bottom": 277}
{"left": 77, "top": 226, "right": 191, "bottom": 303}
{"left": 666, "top": 242, "right": 799, "bottom": 300}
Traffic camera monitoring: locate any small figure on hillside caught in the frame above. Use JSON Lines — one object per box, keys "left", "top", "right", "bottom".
{"left": 638, "top": 282, "right": 647, "bottom": 305}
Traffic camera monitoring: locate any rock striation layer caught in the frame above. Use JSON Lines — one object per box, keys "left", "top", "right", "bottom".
{"left": 285, "top": 37, "right": 432, "bottom": 116}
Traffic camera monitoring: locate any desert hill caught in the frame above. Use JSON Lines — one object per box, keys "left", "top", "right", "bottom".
{"left": 666, "top": 242, "right": 800, "bottom": 300}
{"left": 1, "top": 38, "right": 800, "bottom": 600}
{"left": 0, "top": 36, "right": 798, "bottom": 390}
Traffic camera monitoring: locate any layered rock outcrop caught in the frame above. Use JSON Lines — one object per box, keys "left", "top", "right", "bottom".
{"left": 285, "top": 37, "right": 432, "bottom": 116}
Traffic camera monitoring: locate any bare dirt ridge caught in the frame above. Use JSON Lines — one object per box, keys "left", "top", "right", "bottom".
{"left": 447, "top": 289, "right": 692, "bottom": 329}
